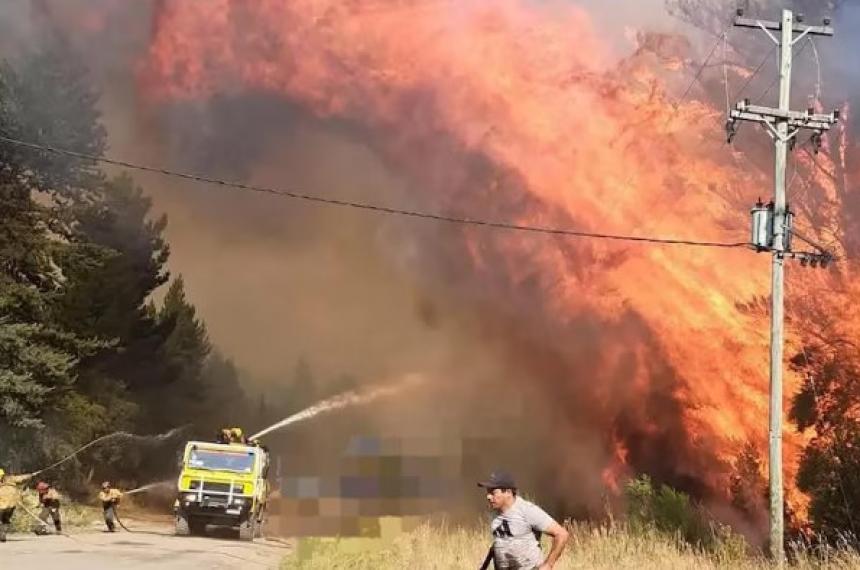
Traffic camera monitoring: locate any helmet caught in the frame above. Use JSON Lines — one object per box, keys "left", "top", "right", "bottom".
{"left": 101, "top": 481, "right": 111, "bottom": 489}
{"left": 36, "top": 481, "right": 49, "bottom": 491}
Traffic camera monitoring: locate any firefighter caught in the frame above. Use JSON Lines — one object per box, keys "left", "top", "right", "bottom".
{"left": 98, "top": 481, "right": 123, "bottom": 532}
{"left": 35, "top": 482, "right": 61, "bottom": 534}
{"left": 217, "top": 428, "right": 229, "bottom": 444}
{"left": 229, "top": 427, "right": 247, "bottom": 444}
{"left": 0, "top": 468, "right": 33, "bottom": 543}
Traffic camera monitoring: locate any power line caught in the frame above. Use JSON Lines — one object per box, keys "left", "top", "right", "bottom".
{"left": 0, "top": 134, "right": 750, "bottom": 249}
{"left": 734, "top": 45, "right": 777, "bottom": 102}
{"left": 754, "top": 39, "right": 812, "bottom": 104}
{"left": 674, "top": 32, "right": 726, "bottom": 109}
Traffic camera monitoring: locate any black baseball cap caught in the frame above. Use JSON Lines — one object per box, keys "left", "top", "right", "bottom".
{"left": 477, "top": 470, "right": 517, "bottom": 490}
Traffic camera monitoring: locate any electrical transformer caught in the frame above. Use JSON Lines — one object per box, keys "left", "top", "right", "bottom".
{"left": 750, "top": 201, "right": 773, "bottom": 251}
{"left": 750, "top": 201, "right": 794, "bottom": 253}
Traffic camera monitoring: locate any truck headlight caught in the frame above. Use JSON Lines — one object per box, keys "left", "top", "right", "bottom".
{"left": 233, "top": 498, "right": 246, "bottom": 505}
{"left": 184, "top": 493, "right": 197, "bottom": 502}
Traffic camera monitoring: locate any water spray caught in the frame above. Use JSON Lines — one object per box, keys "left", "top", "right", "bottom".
{"left": 249, "top": 373, "right": 423, "bottom": 440}
{"left": 32, "top": 425, "right": 190, "bottom": 476}
{"left": 123, "top": 480, "right": 174, "bottom": 496}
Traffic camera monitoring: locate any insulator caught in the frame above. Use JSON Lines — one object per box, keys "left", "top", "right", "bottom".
{"left": 811, "top": 133, "right": 822, "bottom": 154}
{"left": 725, "top": 120, "right": 737, "bottom": 144}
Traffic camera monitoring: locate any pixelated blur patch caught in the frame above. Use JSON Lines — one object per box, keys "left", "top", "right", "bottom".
{"left": 271, "top": 434, "right": 496, "bottom": 537}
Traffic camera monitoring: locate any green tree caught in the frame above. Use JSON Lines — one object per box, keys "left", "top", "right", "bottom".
{"left": 195, "top": 352, "right": 248, "bottom": 435}
{"left": 128, "top": 276, "right": 211, "bottom": 432}
{"left": 624, "top": 474, "right": 723, "bottom": 549}
{"left": 0, "top": 38, "right": 132, "bottom": 474}
{"left": 790, "top": 343, "right": 860, "bottom": 541}
{"left": 160, "top": 276, "right": 211, "bottom": 382}
{"left": 0, "top": 38, "right": 105, "bottom": 198}
{"left": 53, "top": 173, "right": 171, "bottom": 434}
{"left": 0, "top": 35, "right": 249, "bottom": 483}
{"left": 57, "top": 173, "right": 170, "bottom": 340}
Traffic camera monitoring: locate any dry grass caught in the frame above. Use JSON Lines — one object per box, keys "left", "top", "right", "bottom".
{"left": 9, "top": 489, "right": 102, "bottom": 534}
{"left": 281, "top": 520, "right": 860, "bottom": 570}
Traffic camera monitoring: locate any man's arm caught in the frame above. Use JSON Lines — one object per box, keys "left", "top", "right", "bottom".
{"left": 9, "top": 473, "right": 33, "bottom": 484}
{"left": 537, "top": 521, "right": 569, "bottom": 570}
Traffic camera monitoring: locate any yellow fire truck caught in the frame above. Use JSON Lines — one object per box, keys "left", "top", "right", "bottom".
{"left": 174, "top": 438, "right": 269, "bottom": 540}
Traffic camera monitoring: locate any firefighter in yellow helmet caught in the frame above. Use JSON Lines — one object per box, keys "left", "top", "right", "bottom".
{"left": 0, "top": 468, "right": 34, "bottom": 543}
{"left": 229, "top": 427, "right": 246, "bottom": 444}
{"left": 98, "top": 481, "right": 123, "bottom": 533}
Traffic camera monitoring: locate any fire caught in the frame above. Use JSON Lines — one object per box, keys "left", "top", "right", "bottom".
{"left": 140, "top": 0, "right": 854, "bottom": 519}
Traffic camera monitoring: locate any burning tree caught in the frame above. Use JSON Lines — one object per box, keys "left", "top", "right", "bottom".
{"left": 789, "top": 281, "right": 860, "bottom": 541}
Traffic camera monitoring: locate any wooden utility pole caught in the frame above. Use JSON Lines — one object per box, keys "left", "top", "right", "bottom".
{"left": 728, "top": 8, "right": 837, "bottom": 561}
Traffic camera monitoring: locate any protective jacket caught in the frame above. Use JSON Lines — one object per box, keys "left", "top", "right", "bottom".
{"left": 98, "top": 488, "right": 122, "bottom": 506}
{"left": 0, "top": 474, "right": 32, "bottom": 509}
{"left": 39, "top": 488, "right": 61, "bottom": 508}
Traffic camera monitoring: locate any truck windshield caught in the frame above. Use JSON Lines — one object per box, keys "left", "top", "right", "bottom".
{"left": 188, "top": 448, "right": 255, "bottom": 473}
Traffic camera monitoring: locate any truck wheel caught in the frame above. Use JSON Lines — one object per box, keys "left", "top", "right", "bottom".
{"left": 175, "top": 514, "right": 190, "bottom": 536}
{"left": 238, "top": 518, "right": 256, "bottom": 541}
{"left": 190, "top": 518, "right": 207, "bottom": 536}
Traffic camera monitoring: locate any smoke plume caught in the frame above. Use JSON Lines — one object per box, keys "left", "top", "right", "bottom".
{"left": 3, "top": 0, "right": 860, "bottom": 533}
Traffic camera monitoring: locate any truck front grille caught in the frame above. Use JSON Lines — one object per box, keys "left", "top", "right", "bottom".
{"left": 189, "top": 481, "right": 242, "bottom": 494}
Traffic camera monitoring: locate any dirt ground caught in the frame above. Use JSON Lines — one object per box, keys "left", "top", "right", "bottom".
{"left": 0, "top": 513, "right": 291, "bottom": 570}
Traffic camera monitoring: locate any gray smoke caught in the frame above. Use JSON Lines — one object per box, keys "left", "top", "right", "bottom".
{"left": 3, "top": 0, "right": 860, "bottom": 531}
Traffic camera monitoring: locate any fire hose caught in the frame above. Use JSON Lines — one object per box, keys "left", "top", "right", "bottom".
{"left": 31, "top": 425, "right": 190, "bottom": 477}
{"left": 16, "top": 496, "right": 135, "bottom": 536}
{"left": 113, "top": 504, "right": 134, "bottom": 533}
{"left": 478, "top": 546, "right": 494, "bottom": 570}
{"left": 17, "top": 501, "right": 49, "bottom": 532}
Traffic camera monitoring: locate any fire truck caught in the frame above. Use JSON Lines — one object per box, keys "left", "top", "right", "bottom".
{"left": 174, "top": 431, "right": 269, "bottom": 541}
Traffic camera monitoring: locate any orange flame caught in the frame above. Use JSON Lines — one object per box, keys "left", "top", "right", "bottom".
{"left": 140, "top": 0, "right": 855, "bottom": 520}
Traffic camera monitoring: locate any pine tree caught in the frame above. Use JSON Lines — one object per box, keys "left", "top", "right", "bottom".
{"left": 57, "top": 173, "right": 170, "bottom": 340}
{"left": 0, "top": 36, "right": 105, "bottom": 198}
{"left": 127, "top": 276, "right": 211, "bottom": 432}
{"left": 0, "top": 180, "right": 103, "bottom": 463}
{"left": 197, "top": 352, "right": 248, "bottom": 432}
{"left": 0, "top": 39, "right": 129, "bottom": 468}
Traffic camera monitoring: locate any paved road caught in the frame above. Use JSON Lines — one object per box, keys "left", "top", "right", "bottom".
{"left": 0, "top": 517, "right": 291, "bottom": 570}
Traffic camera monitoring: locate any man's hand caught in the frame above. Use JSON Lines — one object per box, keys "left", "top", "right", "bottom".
{"left": 539, "top": 521, "right": 570, "bottom": 569}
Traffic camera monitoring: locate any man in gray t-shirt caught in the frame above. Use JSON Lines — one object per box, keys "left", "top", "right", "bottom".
{"left": 478, "top": 471, "right": 569, "bottom": 570}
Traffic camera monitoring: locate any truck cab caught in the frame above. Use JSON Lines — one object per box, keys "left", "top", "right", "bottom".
{"left": 174, "top": 440, "right": 269, "bottom": 540}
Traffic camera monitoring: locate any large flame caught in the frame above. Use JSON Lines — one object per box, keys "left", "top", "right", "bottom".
{"left": 140, "top": 0, "right": 854, "bottom": 517}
